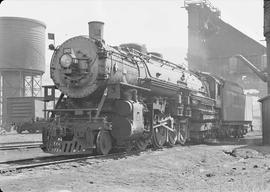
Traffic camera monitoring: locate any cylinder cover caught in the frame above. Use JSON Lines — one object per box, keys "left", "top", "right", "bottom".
{"left": 114, "top": 100, "right": 133, "bottom": 116}
{"left": 111, "top": 116, "right": 132, "bottom": 140}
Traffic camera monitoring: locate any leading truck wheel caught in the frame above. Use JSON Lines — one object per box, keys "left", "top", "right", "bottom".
{"left": 96, "top": 130, "right": 112, "bottom": 155}
{"left": 177, "top": 120, "right": 189, "bottom": 145}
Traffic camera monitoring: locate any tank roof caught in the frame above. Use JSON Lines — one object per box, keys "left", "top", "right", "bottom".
{"left": 0, "top": 16, "right": 46, "bottom": 28}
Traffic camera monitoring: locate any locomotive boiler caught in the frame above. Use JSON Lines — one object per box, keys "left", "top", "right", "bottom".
{"left": 42, "top": 21, "right": 251, "bottom": 155}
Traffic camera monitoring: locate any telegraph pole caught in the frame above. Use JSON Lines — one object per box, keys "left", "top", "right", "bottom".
{"left": 259, "top": 0, "right": 270, "bottom": 145}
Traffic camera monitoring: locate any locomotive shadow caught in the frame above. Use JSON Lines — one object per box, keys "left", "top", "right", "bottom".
{"left": 218, "top": 131, "right": 270, "bottom": 160}
{"left": 198, "top": 130, "right": 262, "bottom": 147}
{"left": 231, "top": 131, "right": 270, "bottom": 156}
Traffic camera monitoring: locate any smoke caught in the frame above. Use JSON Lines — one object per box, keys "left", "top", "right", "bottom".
{"left": 90, "top": 0, "right": 105, "bottom": 22}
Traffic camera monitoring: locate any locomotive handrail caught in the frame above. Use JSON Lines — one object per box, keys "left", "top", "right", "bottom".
{"left": 120, "top": 46, "right": 152, "bottom": 77}
{"left": 111, "top": 45, "right": 186, "bottom": 71}
{"left": 131, "top": 48, "right": 186, "bottom": 71}
{"left": 127, "top": 48, "right": 204, "bottom": 83}
{"left": 44, "top": 108, "right": 98, "bottom": 112}
{"left": 114, "top": 82, "right": 151, "bottom": 92}
{"left": 109, "top": 47, "right": 151, "bottom": 77}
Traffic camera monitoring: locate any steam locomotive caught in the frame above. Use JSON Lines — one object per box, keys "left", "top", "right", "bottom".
{"left": 41, "top": 21, "right": 251, "bottom": 155}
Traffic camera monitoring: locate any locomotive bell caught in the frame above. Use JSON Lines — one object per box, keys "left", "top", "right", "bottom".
{"left": 88, "top": 21, "right": 104, "bottom": 41}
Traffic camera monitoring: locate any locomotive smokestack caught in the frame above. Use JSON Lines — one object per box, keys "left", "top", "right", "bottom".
{"left": 88, "top": 21, "right": 104, "bottom": 41}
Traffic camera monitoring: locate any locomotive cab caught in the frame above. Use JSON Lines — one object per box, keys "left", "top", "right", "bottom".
{"left": 199, "top": 72, "right": 222, "bottom": 108}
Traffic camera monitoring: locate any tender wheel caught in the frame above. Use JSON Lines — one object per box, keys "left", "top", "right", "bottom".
{"left": 135, "top": 139, "right": 148, "bottom": 151}
{"left": 167, "top": 129, "right": 177, "bottom": 147}
{"left": 177, "top": 120, "right": 189, "bottom": 145}
{"left": 152, "top": 126, "right": 167, "bottom": 148}
{"left": 96, "top": 130, "right": 112, "bottom": 155}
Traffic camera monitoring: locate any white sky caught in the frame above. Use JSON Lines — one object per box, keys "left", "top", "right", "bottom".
{"left": 0, "top": 0, "right": 265, "bottom": 84}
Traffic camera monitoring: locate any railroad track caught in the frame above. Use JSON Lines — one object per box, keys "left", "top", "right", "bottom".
{"left": 0, "top": 141, "right": 42, "bottom": 145}
{"left": 0, "top": 152, "right": 128, "bottom": 174}
{"left": 0, "top": 144, "right": 42, "bottom": 151}
{"left": 0, "top": 142, "right": 42, "bottom": 151}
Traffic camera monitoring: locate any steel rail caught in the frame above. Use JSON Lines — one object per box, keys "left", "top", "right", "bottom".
{"left": 0, "top": 152, "right": 128, "bottom": 174}
{"left": 0, "top": 144, "right": 42, "bottom": 151}
{"left": 0, "top": 141, "right": 42, "bottom": 145}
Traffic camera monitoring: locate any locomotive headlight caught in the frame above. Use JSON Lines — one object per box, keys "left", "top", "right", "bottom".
{"left": 60, "top": 54, "right": 72, "bottom": 68}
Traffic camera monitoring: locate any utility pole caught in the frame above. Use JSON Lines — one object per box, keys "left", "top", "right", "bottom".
{"left": 257, "top": 0, "right": 270, "bottom": 145}
{"left": 264, "top": 1, "right": 270, "bottom": 92}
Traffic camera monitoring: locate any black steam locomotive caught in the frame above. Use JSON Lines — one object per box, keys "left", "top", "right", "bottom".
{"left": 42, "top": 21, "right": 251, "bottom": 155}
